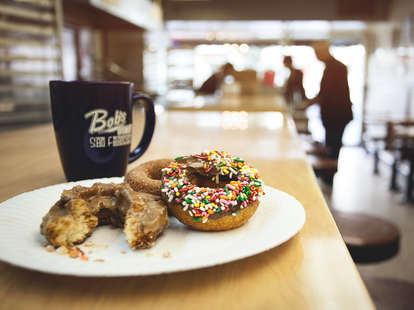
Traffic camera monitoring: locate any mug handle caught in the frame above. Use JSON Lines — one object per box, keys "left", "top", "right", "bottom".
{"left": 129, "top": 93, "right": 156, "bottom": 163}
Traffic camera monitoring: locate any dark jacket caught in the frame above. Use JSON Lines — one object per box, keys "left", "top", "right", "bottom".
{"left": 318, "top": 57, "right": 353, "bottom": 129}
{"left": 197, "top": 73, "right": 220, "bottom": 95}
{"left": 285, "top": 68, "right": 305, "bottom": 104}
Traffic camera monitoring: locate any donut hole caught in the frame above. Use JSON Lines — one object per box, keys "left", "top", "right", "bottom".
{"left": 188, "top": 173, "right": 232, "bottom": 189}
{"left": 147, "top": 167, "right": 163, "bottom": 181}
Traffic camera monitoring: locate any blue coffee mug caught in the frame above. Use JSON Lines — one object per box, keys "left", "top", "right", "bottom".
{"left": 49, "top": 80, "right": 155, "bottom": 181}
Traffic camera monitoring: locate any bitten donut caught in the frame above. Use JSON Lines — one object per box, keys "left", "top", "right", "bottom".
{"left": 126, "top": 158, "right": 173, "bottom": 195}
{"left": 40, "top": 182, "right": 169, "bottom": 249}
{"left": 161, "top": 150, "right": 265, "bottom": 231}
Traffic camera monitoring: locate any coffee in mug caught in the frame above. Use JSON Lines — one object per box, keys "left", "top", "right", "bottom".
{"left": 49, "top": 80, "right": 155, "bottom": 181}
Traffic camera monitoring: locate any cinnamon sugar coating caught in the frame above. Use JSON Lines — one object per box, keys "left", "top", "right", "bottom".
{"left": 125, "top": 158, "right": 172, "bottom": 195}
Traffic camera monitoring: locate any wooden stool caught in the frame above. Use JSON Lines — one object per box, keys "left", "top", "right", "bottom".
{"left": 332, "top": 210, "right": 400, "bottom": 263}
{"left": 333, "top": 211, "right": 406, "bottom": 309}
{"left": 308, "top": 155, "right": 338, "bottom": 185}
{"left": 364, "top": 277, "right": 414, "bottom": 310}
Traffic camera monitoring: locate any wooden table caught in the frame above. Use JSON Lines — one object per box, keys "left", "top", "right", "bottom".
{"left": 0, "top": 110, "right": 374, "bottom": 309}
{"left": 369, "top": 121, "right": 414, "bottom": 202}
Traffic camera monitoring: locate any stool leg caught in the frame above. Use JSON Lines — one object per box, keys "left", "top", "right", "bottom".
{"left": 390, "top": 159, "right": 399, "bottom": 191}
{"left": 404, "top": 157, "right": 414, "bottom": 203}
{"left": 373, "top": 149, "right": 379, "bottom": 175}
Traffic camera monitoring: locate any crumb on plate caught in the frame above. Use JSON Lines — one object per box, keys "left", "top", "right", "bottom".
{"left": 56, "top": 246, "right": 69, "bottom": 255}
{"left": 69, "top": 249, "right": 80, "bottom": 258}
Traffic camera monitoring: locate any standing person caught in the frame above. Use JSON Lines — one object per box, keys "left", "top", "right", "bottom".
{"left": 283, "top": 56, "right": 306, "bottom": 108}
{"left": 306, "top": 42, "right": 353, "bottom": 160}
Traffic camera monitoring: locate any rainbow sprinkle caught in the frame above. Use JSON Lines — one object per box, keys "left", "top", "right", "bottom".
{"left": 161, "top": 151, "right": 265, "bottom": 223}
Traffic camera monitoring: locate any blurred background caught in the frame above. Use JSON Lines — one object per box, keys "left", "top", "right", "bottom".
{"left": 1, "top": 0, "right": 413, "bottom": 147}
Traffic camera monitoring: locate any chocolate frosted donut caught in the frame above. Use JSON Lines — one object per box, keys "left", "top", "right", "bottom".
{"left": 161, "top": 151, "right": 265, "bottom": 231}
{"left": 126, "top": 159, "right": 173, "bottom": 195}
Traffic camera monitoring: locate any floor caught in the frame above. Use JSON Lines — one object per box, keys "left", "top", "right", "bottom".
{"left": 319, "top": 146, "right": 414, "bottom": 282}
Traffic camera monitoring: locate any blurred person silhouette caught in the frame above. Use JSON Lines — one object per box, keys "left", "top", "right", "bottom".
{"left": 283, "top": 55, "right": 306, "bottom": 108}
{"left": 197, "top": 62, "right": 236, "bottom": 95}
{"left": 305, "top": 42, "right": 353, "bottom": 162}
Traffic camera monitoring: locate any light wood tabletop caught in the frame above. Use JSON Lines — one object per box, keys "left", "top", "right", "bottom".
{"left": 0, "top": 110, "right": 374, "bottom": 310}
{"left": 165, "top": 91, "right": 287, "bottom": 112}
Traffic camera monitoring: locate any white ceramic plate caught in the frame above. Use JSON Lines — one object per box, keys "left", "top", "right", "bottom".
{"left": 0, "top": 178, "right": 305, "bottom": 277}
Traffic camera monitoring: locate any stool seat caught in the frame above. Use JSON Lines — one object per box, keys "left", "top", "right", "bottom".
{"left": 332, "top": 210, "right": 400, "bottom": 263}
{"left": 308, "top": 155, "right": 338, "bottom": 176}
{"left": 305, "top": 143, "right": 330, "bottom": 157}
{"left": 364, "top": 277, "right": 414, "bottom": 310}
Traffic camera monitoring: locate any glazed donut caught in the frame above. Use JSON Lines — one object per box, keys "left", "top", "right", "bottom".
{"left": 126, "top": 158, "right": 173, "bottom": 195}
{"left": 40, "top": 182, "right": 169, "bottom": 249}
{"left": 161, "top": 151, "right": 265, "bottom": 231}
